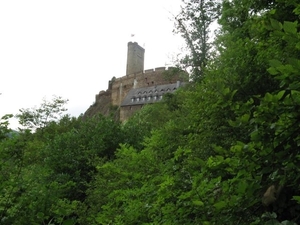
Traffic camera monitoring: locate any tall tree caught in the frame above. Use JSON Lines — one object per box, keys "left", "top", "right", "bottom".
{"left": 175, "top": 0, "right": 221, "bottom": 82}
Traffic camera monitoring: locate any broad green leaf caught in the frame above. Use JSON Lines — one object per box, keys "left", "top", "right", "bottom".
{"left": 228, "top": 119, "right": 239, "bottom": 127}
{"left": 270, "top": 19, "right": 282, "bottom": 30}
{"left": 212, "top": 144, "right": 225, "bottom": 154}
{"left": 283, "top": 21, "right": 297, "bottom": 34}
{"left": 193, "top": 200, "right": 204, "bottom": 206}
{"left": 269, "top": 59, "right": 282, "bottom": 67}
{"left": 36, "top": 212, "right": 44, "bottom": 219}
{"left": 240, "top": 114, "right": 250, "bottom": 123}
{"left": 267, "top": 67, "right": 279, "bottom": 75}
{"left": 214, "top": 201, "right": 226, "bottom": 210}
{"left": 276, "top": 90, "right": 285, "bottom": 100}
{"left": 237, "top": 181, "right": 247, "bottom": 194}
{"left": 230, "top": 89, "right": 238, "bottom": 99}
{"left": 264, "top": 92, "right": 273, "bottom": 101}
{"left": 250, "top": 130, "right": 260, "bottom": 141}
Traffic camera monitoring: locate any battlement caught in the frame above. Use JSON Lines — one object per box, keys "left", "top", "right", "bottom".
{"left": 144, "top": 69, "right": 154, "bottom": 73}
{"left": 112, "top": 66, "right": 173, "bottom": 83}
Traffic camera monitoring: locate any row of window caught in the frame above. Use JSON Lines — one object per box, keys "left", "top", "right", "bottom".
{"left": 137, "top": 87, "right": 175, "bottom": 96}
{"left": 131, "top": 95, "right": 163, "bottom": 102}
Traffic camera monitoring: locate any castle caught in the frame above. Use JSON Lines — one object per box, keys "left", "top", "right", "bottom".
{"left": 84, "top": 42, "right": 187, "bottom": 121}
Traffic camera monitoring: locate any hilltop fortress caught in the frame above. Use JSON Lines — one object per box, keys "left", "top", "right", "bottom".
{"left": 84, "top": 42, "right": 187, "bottom": 121}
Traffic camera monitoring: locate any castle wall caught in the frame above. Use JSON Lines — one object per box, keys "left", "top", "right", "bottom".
{"left": 120, "top": 105, "right": 143, "bottom": 122}
{"left": 110, "top": 67, "right": 183, "bottom": 106}
{"left": 84, "top": 90, "right": 112, "bottom": 119}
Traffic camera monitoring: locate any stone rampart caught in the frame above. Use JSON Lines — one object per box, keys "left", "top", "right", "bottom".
{"left": 110, "top": 67, "right": 180, "bottom": 105}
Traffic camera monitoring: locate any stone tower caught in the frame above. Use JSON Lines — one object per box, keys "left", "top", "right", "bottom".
{"left": 126, "top": 42, "right": 145, "bottom": 75}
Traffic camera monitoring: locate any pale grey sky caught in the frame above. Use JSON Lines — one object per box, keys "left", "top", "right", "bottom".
{"left": 0, "top": 0, "right": 184, "bottom": 129}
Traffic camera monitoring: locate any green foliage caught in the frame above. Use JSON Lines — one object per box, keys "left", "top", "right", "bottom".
{"left": 16, "top": 95, "right": 68, "bottom": 131}
{"left": 175, "top": 0, "right": 221, "bottom": 81}
{"left": 162, "top": 67, "right": 189, "bottom": 83}
{"left": 0, "top": 120, "right": 79, "bottom": 224}
{"left": 122, "top": 90, "right": 187, "bottom": 150}
{"left": 2, "top": 0, "right": 300, "bottom": 224}
{"left": 45, "top": 114, "right": 123, "bottom": 202}
{"left": 0, "top": 114, "right": 13, "bottom": 140}
{"left": 1, "top": 108, "right": 123, "bottom": 224}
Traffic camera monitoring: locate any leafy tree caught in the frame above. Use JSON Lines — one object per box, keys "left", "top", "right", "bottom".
{"left": 45, "top": 114, "right": 123, "bottom": 202}
{"left": 175, "top": 0, "right": 221, "bottom": 81}
{"left": 0, "top": 119, "right": 79, "bottom": 224}
{"left": 122, "top": 89, "right": 187, "bottom": 150}
{"left": 16, "top": 96, "right": 68, "bottom": 131}
{"left": 0, "top": 114, "right": 13, "bottom": 140}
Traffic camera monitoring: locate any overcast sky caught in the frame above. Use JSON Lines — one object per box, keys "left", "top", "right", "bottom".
{"left": 0, "top": 0, "right": 185, "bottom": 129}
